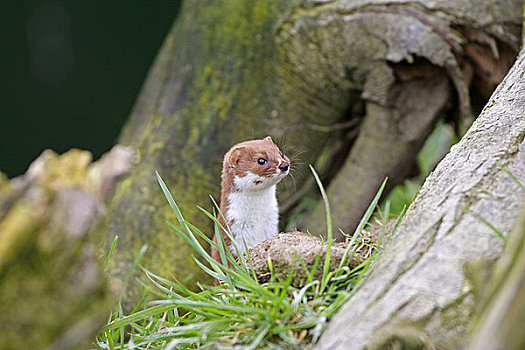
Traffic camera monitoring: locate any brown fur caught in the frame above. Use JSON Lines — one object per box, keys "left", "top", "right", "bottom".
{"left": 211, "top": 136, "right": 290, "bottom": 263}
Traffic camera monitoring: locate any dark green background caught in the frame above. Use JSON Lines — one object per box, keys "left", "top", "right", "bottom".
{"left": 1, "top": 1, "right": 180, "bottom": 177}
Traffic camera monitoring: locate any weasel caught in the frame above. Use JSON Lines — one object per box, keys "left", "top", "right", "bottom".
{"left": 211, "top": 136, "right": 290, "bottom": 262}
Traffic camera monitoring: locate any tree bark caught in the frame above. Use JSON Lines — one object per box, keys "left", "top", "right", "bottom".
{"left": 106, "top": 0, "right": 521, "bottom": 301}
{"left": 301, "top": 0, "right": 520, "bottom": 239}
{"left": 315, "top": 44, "right": 525, "bottom": 350}
{"left": 468, "top": 198, "right": 525, "bottom": 350}
{"left": 0, "top": 146, "right": 135, "bottom": 350}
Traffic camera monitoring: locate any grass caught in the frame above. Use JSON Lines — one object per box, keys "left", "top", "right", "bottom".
{"left": 94, "top": 167, "right": 400, "bottom": 349}
{"left": 93, "top": 118, "right": 520, "bottom": 348}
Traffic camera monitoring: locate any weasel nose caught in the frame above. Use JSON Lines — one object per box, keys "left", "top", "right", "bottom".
{"left": 279, "top": 163, "right": 289, "bottom": 172}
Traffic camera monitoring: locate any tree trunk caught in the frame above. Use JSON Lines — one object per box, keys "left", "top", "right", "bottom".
{"left": 315, "top": 43, "right": 525, "bottom": 350}
{"left": 468, "top": 198, "right": 525, "bottom": 350}
{"left": 301, "top": 0, "right": 520, "bottom": 239}
{"left": 0, "top": 146, "right": 135, "bottom": 350}
{"left": 106, "top": 0, "right": 521, "bottom": 301}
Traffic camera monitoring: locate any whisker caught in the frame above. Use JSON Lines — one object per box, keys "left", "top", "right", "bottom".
{"left": 289, "top": 161, "right": 308, "bottom": 168}
{"left": 289, "top": 150, "right": 306, "bottom": 163}
{"left": 286, "top": 171, "right": 297, "bottom": 194}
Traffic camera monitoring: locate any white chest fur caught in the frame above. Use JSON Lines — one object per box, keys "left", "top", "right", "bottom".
{"left": 226, "top": 172, "right": 281, "bottom": 255}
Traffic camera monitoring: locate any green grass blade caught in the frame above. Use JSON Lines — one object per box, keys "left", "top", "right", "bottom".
{"left": 497, "top": 162, "right": 525, "bottom": 191}
{"left": 100, "top": 303, "right": 180, "bottom": 333}
{"left": 156, "top": 171, "right": 192, "bottom": 235}
{"left": 309, "top": 165, "right": 332, "bottom": 294}
{"left": 353, "top": 178, "right": 387, "bottom": 238}
{"left": 196, "top": 207, "right": 241, "bottom": 270}
{"left": 391, "top": 205, "right": 407, "bottom": 236}
{"left": 103, "top": 235, "right": 118, "bottom": 272}
{"left": 246, "top": 324, "right": 270, "bottom": 350}
{"left": 120, "top": 244, "right": 147, "bottom": 302}
{"left": 339, "top": 178, "right": 387, "bottom": 269}
{"left": 470, "top": 210, "right": 507, "bottom": 242}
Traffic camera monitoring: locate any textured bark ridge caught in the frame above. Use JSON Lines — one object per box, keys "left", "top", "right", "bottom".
{"left": 0, "top": 145, "right": 135, "bottom": 349}
{"left": 107, "top": 0, "right": 521, "bottom": 303}
{"left": 315, "top": 46, "right": 525, "bottom": 350}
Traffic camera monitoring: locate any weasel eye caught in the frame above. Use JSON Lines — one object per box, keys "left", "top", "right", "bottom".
{"left": 280, "top": 152, "right": 285, "bottom": 159}
{"left": 257, "top": 158, "right": 267, "bottom": 165}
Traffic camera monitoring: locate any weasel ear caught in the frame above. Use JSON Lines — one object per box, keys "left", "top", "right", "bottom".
{"left": 263, "top": 136, "right": 273, "bottom": 142}
{"left": 228, "top": 146, "right": 245, "bottom": 166}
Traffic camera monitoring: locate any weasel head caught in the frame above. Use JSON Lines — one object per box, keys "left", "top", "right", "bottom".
{"left": 223, "top": 136, "right": 290, "bottom": 191}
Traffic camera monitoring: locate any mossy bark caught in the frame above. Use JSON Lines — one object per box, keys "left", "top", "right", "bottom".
{"left": 108, "top": 0, "right": 522, "bottom": 304}
{"left": 315, "top": 41, "right": 525, "bottom": 350}
{"left": 108, "top": 0, "right": 344, "bottom": 301}
{"left": 0, "top": 146, "right": 135, "bottom": 350}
